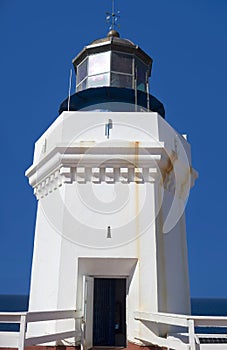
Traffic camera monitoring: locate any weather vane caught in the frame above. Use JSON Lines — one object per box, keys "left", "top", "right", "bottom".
{"left": 106, "top": 0, "right": 120, "bottom": 31}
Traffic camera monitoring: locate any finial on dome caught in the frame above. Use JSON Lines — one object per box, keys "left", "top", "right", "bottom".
{"left": 107, "top": 29, "right": 120, "bottom": 38}
{"left": 106, "top": 0, "right": 120, "bottom": 32}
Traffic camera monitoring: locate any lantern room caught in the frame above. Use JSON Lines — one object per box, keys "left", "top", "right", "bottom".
{"left": 73, "top": 30, "right": 153, "bottom": 93}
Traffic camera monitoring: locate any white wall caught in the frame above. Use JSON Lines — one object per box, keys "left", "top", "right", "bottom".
{"left": 26, "top": 111, "right": 196, "bottom": 344}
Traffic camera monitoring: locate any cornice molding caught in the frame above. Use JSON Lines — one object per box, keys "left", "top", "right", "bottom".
{"left": 25, "top": 144, "right": 197, "bottom": 200}
{"left": 33, "top": 165, "right": 159, "bottom": 200}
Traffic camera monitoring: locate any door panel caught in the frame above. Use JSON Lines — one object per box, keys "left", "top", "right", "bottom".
{"left": 93, "top": 278, "right": 126, "bottom": 347}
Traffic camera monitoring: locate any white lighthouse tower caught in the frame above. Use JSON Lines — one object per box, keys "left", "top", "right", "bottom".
{"left": 26, "top": 24, "right": 197, "bottom": 348}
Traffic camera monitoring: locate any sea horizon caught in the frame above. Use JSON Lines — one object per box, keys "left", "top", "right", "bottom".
{"left": 1, "top": 294, "right": 227, "bottom": 314}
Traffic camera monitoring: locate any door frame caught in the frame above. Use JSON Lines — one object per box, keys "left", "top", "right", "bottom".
{"left": 82, "top": 275, "right": 94, "bottom": 350}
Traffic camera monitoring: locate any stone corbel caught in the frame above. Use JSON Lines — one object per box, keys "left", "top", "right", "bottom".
{"left": 59, "top": 166, "right": 72, "bottom": 184}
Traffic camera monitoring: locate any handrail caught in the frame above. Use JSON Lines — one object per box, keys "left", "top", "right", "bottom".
{"left": 0, "top": 309, "right": 82, "bottom": 350}
{"left": 135, "top": 311, "right": 227, "bottom": 326}
{"left": 0, "top": 312, "right": 27, "bottom": 323}
{"left": 134, "top": 311, "right": 227, "bottom": 350}
{"left": 26, "top": 309, "right": 82, "bottom": 322}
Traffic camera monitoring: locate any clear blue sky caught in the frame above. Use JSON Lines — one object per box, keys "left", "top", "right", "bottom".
{"left": 0, "top": 0, "right": 227, "bottom": 298}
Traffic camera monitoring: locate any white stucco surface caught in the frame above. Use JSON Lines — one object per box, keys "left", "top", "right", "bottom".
{"left": 26, "top": 111, "right": 197, "bottom": 344}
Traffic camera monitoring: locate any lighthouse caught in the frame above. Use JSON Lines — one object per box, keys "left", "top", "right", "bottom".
{"left": 26, "top": 24, "right": 197, "bottom": 348}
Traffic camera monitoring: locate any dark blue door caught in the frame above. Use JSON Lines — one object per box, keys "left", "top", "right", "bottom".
{"left": 93, "top": 278, "right": 126, "bottom": 347}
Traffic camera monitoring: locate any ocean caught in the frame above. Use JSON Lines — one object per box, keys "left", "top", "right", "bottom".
{"left": 0, "top": 295, "right": 227, "bottom": 332}
{"left": 0, "top": 295, "right": 28, "bottom": 332}
{"left": 192, "top": 298, "right": 227, "bottom": 334}
{"left": 191, "top": 298, "right": 227, "bottom": 316}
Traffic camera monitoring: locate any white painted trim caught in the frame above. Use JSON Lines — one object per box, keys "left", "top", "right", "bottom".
{"left": 0, "top": 310, "right": 82, "bottom": 350}
{"left": 134, "top": 311, "right": 227, "bottom": 350}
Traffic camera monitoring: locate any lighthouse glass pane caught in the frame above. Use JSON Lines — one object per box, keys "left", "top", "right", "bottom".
{"left": 87, "top": 73, "right": 110, "bottom": 88}
{"left": 77, "top": 78, "right": 87, "bottom": 91}
{"left": 137, "top": 82, "right": 146, "bottom": 92}
{"left": 88, "top": 52, "right": 111, "bottom": 76}
{"left": 77, "top": 58, "right": 88, "bottom": 84}
{"left": 111, "top": 73, "right": 133, "bottom": 89}
{"left": 112, "top": 52, "right": 132, "bottom": 74}
{"left": 136, "top": 59, "right": 148, "bottom": 92}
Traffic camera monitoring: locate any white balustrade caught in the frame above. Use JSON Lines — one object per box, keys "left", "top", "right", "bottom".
{"left": 134, "top": 311, "right": 227, "bottom": 350}
{"left": 0, "top": 310, "right": 82, "bottom": 350}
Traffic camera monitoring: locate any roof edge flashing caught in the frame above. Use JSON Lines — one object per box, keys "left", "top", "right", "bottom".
{"left": 72, "top": 42, "right": 152, "bottom": 68}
